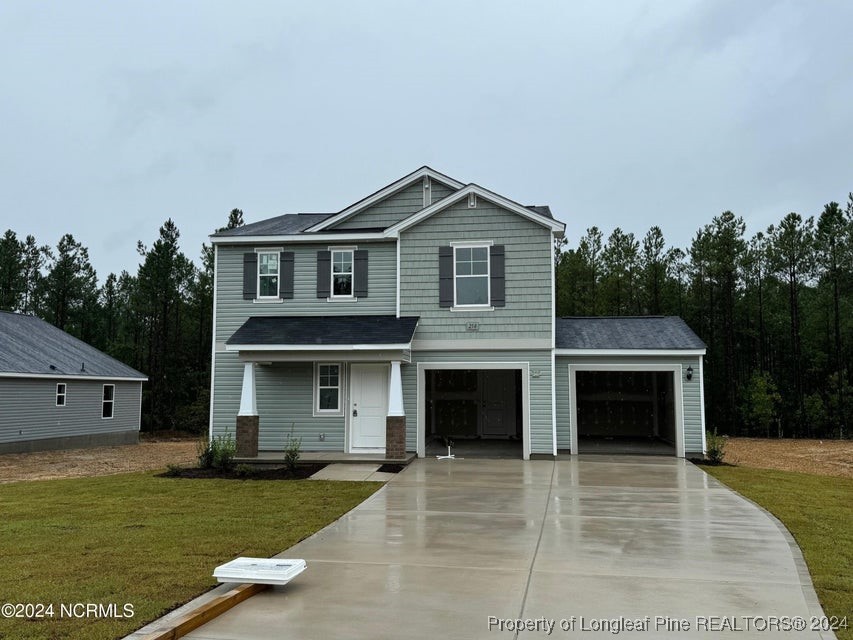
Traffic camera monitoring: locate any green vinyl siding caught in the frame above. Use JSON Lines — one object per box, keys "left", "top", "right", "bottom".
{"left": 400, "top": 199, "right": 553, "bottom": 342}
{"left": 211, "top": 353, "right": 345, "bottom": 450}
{"left": 401, "top": 350, "right": 553, "bottom": 455}
{"left": 333, "top": 180, "right": 458, "bottom": 231}
{"left": 555, "top": 354, "right": 705, "bottom": 455}
{"left": 214, "top": 241, "right": 396, "bottom": 340}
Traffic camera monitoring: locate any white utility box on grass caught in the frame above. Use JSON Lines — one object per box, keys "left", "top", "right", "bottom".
{"left": 213, "top": 558, "right": 307, "bottom": 586}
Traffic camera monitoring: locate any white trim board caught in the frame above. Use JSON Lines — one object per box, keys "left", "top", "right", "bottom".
{"left": 555, "top": 349, "right": 706, "bottom": 357}
{"left": 567, "top": 363, "right": 685, "bottom": 458}
{"left": 0, "top": 372, "right": 147, "bottom": 382}
{"left": 226, "top": 343, "right": 411, "bottom": 352}
{"left": 416, "top": 361, "right": 531, "bottom": 461}
{"left": 306, "top": 167, "right": 465, "bottom": 232}
{"left": 210, "top": 232, "right": 387, "bottom": 245}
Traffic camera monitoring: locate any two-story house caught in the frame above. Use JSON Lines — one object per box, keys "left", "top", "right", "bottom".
{"left": 209, "top": 167, "right": 707, "bottom": 461}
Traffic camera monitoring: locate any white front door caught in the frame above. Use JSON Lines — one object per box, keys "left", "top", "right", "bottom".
{"left": 350, "top": 363, "right": 389, "bottom": 451}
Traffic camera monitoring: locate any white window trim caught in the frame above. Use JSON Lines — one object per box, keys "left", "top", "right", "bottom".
{"left": 453, "top": 242, "right": 492, "bottom": 308}
{"left": 313, "top": 362, "right": 345, "bottom": 416}
{"left": 256, "top": 250, "right": 281, "bottom": 300}
{"left": 102, "top": 384, "right": 115, "bottom": 420}
{"left": 330, "top": 248, "right": 355, "bottom": 300}
{"left": 56, "top": 383, "right": 66, "bottom": 407}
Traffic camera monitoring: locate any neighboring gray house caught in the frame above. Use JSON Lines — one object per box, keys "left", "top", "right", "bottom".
{"left": 0, "top": 311, "right": 147, "bottom": 453}
{"left": 209, "top": 167, "right": 707, "bottom": 460}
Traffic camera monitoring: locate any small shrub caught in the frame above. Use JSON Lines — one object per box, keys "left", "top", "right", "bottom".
{"left": 197, "top": 437, "right": 215, "bottom": 469}
{"left": 197, "top": 433, "right": 237, "bottom": 470}
{"left": 283, "top": 424, "right": 302, "bottom": 475}
{"left": 235, "top": 463, "right": 254, "bottom": 478}
{"left": 164, "top": 463, "right": 184, "bottom": 477}
{"left": 706, "top": 429, "right": 727, "bottom": 464}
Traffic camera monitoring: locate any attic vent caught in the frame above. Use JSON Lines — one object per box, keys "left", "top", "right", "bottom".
{"left": 422, "top": 176, "right": 431, "bottom": 207}
{"left": 468, "top": 193, "right": 477, "bottom": 208}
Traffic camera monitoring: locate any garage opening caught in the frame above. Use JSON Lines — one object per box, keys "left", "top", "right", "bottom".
{"left": 576, "top": 371, "right": 676, "bottom": 455}
{"left": 425, "top": 369, "right": 523, "bottom": 458}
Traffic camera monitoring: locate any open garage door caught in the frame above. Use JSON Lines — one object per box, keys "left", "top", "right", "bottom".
{"left": 576, "top": 370, "right": 677, "bottom": 455}
{"left": 425, "top": 369, "right": 523, "bottom": 458}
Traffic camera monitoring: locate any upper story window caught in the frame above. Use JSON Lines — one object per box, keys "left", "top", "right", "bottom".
{"left": 56, "top": 383, "right": 66, "bottom": 407}
{"left": 257, "top": 252, "right": 280, "bottom": 298}
{"left": 454, "top": 245, "right": 490, "bottom": 306}
{"left": 332, "top": 250, "right": 353, "bottom": 297}
{"left": 102, "top": 384, "right": 115, "bottom": 419}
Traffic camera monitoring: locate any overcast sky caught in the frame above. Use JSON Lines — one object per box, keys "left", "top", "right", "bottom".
{"left": 1, "top": 1, "right": 851, "bottom": 278}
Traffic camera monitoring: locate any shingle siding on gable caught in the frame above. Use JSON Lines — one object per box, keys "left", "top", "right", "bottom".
{"left": 332, "top": 180, "right": 457, "bottom": 230}
{"left": 0, "top": 379, "right": 141, "bottom": 450}
{"left": 214, "top": 242, "right": 397, "bottom": 340}
{"left": 399, "top": 200, "right": 552, "bottom": 342}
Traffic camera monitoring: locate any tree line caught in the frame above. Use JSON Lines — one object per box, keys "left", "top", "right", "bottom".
{"left": 556, "top": 195, "right": 853, "bottom": 439}
{"left": 0, "top": 210, "right": 244, "bottom": 432}
{"left": 1, "top": 195, "right": 850, "bottom": 440}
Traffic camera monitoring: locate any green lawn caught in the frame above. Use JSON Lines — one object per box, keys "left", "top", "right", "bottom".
{"left": 0, "top": 472, "right": 382, "bottom": 640}
{"left": 702, "top": 465, "right": 852, "bottom": 639}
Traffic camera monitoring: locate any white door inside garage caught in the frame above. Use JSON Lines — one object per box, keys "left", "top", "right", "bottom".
{"left": 569, "top": 365, "right": 684, "bottom": 457}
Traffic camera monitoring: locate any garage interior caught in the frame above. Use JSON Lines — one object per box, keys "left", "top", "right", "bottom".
{"left": 576, "top": 370, "right": 676, "bottom": 455}
{"left": 424, "top": 369, "right": 523, "bottom": 458}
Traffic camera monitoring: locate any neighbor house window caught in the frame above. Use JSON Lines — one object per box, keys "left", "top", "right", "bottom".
{"left": 315, "top": 363, "right": 342, "bottom": 414}
{"left": 56, "top": 383, "right": 66, "bottom": 406}
{"left": 331, "top": 250, "right": 353, "bottom": 297}
{"left": 454, "top": 245, "right": 490, "bottom": 306}
{"left": 257, "top": 252, "right": 280, "bottom": 298}
{"left": 102, "top": 384, "right": 114, "bottom": 419}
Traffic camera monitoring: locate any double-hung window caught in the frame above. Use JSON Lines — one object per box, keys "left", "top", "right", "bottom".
{"left": 454, "top": 245, "right": 490, "bottom": 306}
{"left": 315, "top": 363, "right": 342, "bottom": 414}
{"left": 102, "top": 384, "right": 115, "bottom": 419}
{"left": 56, "top": 383, "right": 66, "bottom": 407}
{"left": 331, "top": 250, "right": 353, "bottom": 297}
{"left": 257, "top": 252, "right": 280, "bottom": 298}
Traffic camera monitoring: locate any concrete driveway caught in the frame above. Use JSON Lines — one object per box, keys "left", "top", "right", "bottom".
{"left": 182, "top": 457, "right": 833, "bottom": 639}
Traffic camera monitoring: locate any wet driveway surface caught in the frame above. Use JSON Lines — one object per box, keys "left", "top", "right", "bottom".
{"left": 181, "top": 456, "right": 832, "bottom": 639}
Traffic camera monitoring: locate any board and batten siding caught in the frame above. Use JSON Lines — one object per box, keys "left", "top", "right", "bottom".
{"left": 211, "top": 354, "right": 345, "bottom": 450}
{"left": 332, "top": 180, "right": 457, "bottom": 231}
{"left": 399, "top": 200, "right": 553, "bottom": 343}
{"left": 0, "top": 378, "right": 141, "bottom": 450}
{"left": 401, "top": 350, "right": 553, "bottom": 455}
{"left": 214, "top": 241, "right": 397, "bottom": 340}
{"left": 554, "top": 354, "right": 705, "bottom": 455}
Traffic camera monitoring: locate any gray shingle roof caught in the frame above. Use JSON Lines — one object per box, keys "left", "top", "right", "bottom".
{"left": 227, "top": 315, "right": 419, "bottom": 346}
{"left": 0, "top": 312, "right": 147, "bottom": 378}
{"left": 212, "top": 213, "right": 334, "bottom": 237}
{"left": 555, "top": 316, "right": 706, "bottom": 351}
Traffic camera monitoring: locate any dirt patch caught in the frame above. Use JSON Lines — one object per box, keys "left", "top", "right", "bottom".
{"left": 0, "top": 439, "right": 198, "bottom": 484}
{"left": 723, "top": 437, "right": 853, "bottom": 479}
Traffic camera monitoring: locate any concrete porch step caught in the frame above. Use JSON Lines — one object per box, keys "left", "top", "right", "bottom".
{"left": 234, "top": 451, "right": 417, "bottom": 465}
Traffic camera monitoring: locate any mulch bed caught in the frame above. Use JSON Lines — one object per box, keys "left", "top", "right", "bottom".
{"left": 158, "top": 463, "right": 327, "bottom": 480}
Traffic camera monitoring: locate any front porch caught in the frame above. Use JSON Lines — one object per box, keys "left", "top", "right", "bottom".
{"left": 235, "top": 450, "right": 417, "bottom": 465}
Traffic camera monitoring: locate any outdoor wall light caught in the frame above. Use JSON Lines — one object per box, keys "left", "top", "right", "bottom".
{"left": 686, "top": 366, "right": 693, "bottom": 381}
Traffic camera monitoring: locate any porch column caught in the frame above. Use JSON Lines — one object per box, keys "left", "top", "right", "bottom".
{"left": 386, "top": 360, "right": 406, "bottom": 459}
{"left": 236, "top": 362, "right": 259, "bottom": 457}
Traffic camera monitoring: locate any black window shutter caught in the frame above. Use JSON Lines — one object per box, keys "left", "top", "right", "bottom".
{"left": 316, "top": 251, "right": 331, "bottom": 298}
{"left": 438, "top": 246, "right": 453, "bottom": 308}
{"left": 242, "top": 253, "right": 257, "bottom": 300}
{"left": 354, "top": 250, "right": 368, "bottom": 298}
{"left": 490, "top": 245, "right": 506, "bottom": 307}
{"left": 279, "top": 251, "right": 294, "bottom": 299}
